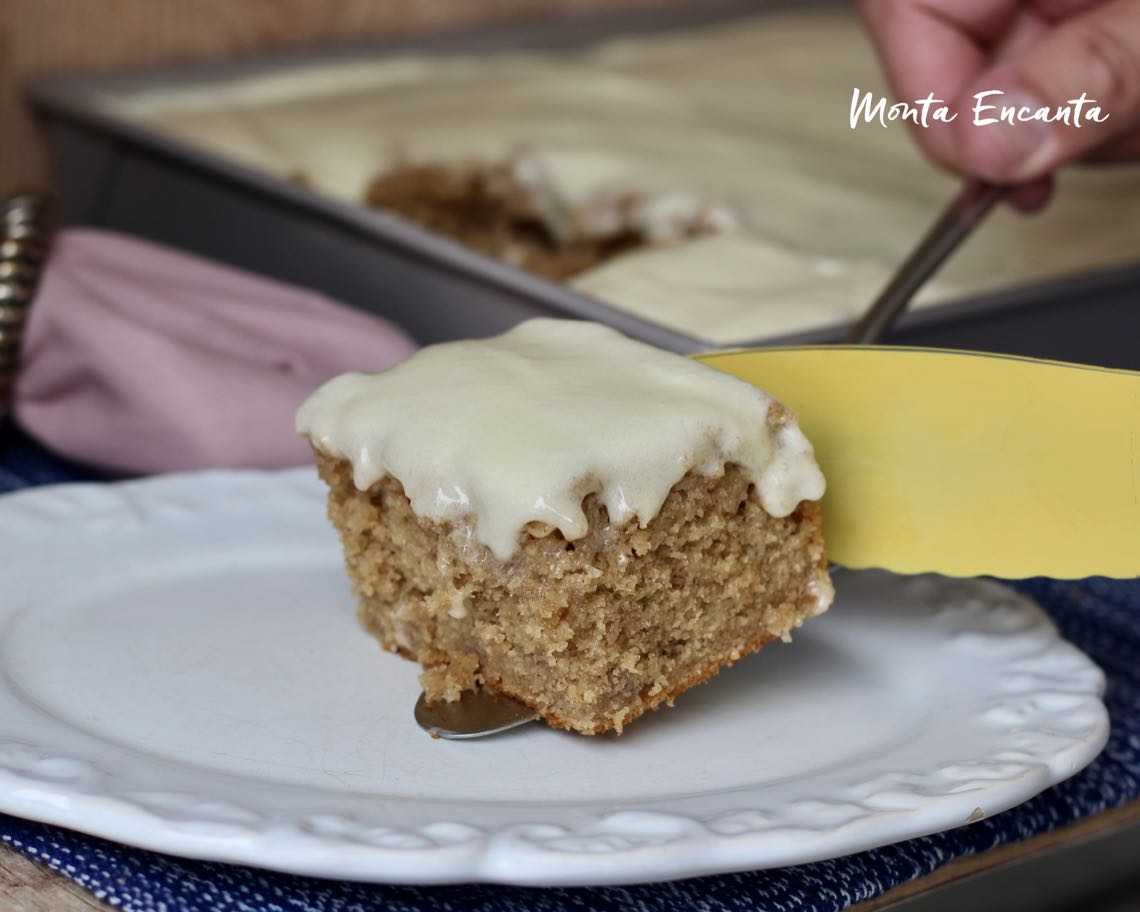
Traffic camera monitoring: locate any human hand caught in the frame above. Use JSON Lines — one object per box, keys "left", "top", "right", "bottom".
{"left": 859, "top": 0, "right": 1140, "bottom": 210}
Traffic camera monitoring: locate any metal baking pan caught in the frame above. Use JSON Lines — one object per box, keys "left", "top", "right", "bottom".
{"left": 28, "top": 2, "right": 1140, "bottom": 370}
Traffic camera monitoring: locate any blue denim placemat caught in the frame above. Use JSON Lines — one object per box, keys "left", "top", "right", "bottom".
{"left": 2, "top": 421, "right": 1137, "bottom": 912}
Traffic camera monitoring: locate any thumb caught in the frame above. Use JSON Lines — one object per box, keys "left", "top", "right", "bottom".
{"left": 950, "top": 0, "right": 1140, "bottom": 183}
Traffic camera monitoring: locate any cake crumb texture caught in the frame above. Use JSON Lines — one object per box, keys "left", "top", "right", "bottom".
{"left": 317, "top": 451, "right": 831, "bottom": 735}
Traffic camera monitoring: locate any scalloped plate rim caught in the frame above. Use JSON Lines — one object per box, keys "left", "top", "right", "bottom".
{"left": 0, "top": 469, "right": 1110, "bottom": 886}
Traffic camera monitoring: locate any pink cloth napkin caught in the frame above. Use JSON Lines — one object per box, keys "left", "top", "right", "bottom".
{"left": 14, "top": 229, "right": 417, "bottom": 473}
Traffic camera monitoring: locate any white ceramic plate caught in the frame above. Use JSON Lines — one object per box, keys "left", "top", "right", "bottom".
{"left": 0, "top": 471, "right": 1108, "bottom": 886}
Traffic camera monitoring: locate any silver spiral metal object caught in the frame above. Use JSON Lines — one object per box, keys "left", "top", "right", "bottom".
{"left": 0, "top": 194, "right": 50, "bottom": 419}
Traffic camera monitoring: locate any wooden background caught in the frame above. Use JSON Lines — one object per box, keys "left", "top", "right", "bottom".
{"left": 0, "top": 0, "right": 697, "bottom": 197}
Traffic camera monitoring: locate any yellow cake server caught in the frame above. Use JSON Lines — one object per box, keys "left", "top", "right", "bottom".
{"left": 698, "top": 179, "right": 1138, "bottom": 580}
{"left": 699, "top": 345, "right": 1140, "bottom": 579}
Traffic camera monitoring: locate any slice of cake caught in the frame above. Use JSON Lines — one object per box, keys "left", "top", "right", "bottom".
{"left": 296, "top": 319, "right": 831, "bottom": 734}
{"left": 363, "top": 147, "right": 735, "bottom": 281}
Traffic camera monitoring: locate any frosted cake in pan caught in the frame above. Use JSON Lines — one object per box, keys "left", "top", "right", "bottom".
{"left": 112, "top": 6, "right": 1140, "bottom": 345}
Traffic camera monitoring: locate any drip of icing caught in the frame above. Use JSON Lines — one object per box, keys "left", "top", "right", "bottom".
{"left": 297, "top": 320, "right": 824, "bottom": 560}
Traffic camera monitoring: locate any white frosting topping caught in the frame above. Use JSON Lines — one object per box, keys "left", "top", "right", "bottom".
{"left": 296, "top": 319, "right": 824, "bottom": 560}
{"left": 570, "top": 234, "right": 945, "bottom": 345}
{"left": 486, "top": 146, "right": 738, "bottom": 248}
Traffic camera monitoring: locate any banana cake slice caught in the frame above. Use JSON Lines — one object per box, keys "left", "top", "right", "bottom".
{"left": 296, "top": 318, "right": 832, "bottom": 734}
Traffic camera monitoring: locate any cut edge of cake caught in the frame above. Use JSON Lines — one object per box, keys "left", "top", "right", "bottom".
{"left": 314, "top": 442, "right": 831, "bottom": 735}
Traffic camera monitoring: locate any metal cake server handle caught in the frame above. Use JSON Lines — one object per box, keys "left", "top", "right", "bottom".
{"left": 845, "top": 179, "right": 1007, "bottom": 344}
{"left": 414, "top": 179, "right": 1010, "bottom": 740}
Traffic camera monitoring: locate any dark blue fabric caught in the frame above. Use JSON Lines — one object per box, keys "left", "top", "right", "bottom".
{"left": 0, "top": 421, "right": 101, "bottom": 490}
{"left": 1, "top": 421, "right": 1137, "bottom": 912}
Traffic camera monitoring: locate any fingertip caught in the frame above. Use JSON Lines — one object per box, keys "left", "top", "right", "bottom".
{"left": 949, "top": 84, "right": 1060, "bottom": 182}
{"left": 913, "top": 125, "right": 968, "bottom": 175}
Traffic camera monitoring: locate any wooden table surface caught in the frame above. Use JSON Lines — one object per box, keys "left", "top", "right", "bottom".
{"left": 4, "top": 800, "right": 1139, "bottom": 911}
